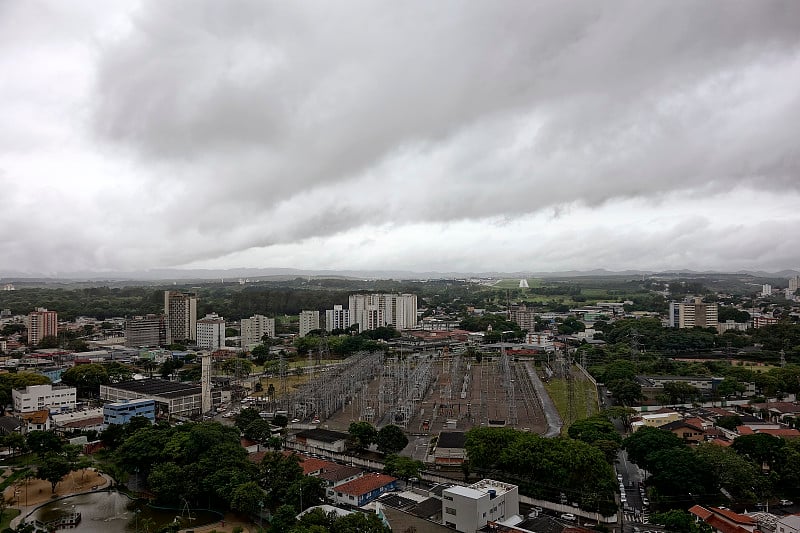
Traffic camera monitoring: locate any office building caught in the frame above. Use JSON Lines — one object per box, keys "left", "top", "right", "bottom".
{"left": 325, "top": 305, "right": 351, "bottom": 332}
{"left": 125, "top": 314, "right": 166, "bottom": 347}
{"left": 196, "top": 313, "right": 225, "bottom": 350}
{"left": 27, "top": 308, "right": 58, "bottom": 345}
{"left": 348, "top": 293, "right": 418, "bottom": 332}
{"left": 299, "top": 310, "right": 320, "bottom": 337}
{"left": 103, "top": 398, "right": 156, "bottom": 426}
{"left": 100, "top": 378, "right": 203, "bottom": 417}
{"left": 442, "top": 479, "right": 519, "bottom": 533}
{"left": 241, "top": 314, "right": 275, "bottom": 348}
{"left": 164, "top": 291, "right": 198, "bottom": 344}
{"left": 669, "top": 298, "right": 718, "bottom": 329}
{"left": 13, "top": 384, "right": 76, "bottom": 413}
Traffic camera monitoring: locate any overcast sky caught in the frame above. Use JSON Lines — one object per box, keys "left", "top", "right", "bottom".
{"left": 2, "top": 1, "right": 799, "bottom": 276}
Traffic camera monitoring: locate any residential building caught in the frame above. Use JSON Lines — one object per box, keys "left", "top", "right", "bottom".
{"left": 99, "top": 378, "right": 203, "bottom": 417}
{"left": 103, "top": 399, "right": 156, "bottom": 426}
{"left": 442, "top": 479, "right": 520, "bottom": 533}
{"left": 164, "top": 291, "right": 198, "bottom": 343}
{"left": 299, "top": 310, "right": 320, "bottom": 337}
{"left": 689, "top": 505, "right": 758, "bottom": 533}
{"left": 789, "top": 275, "right": 800, "bottom": 294}
{"left": 776, "top": 514, "right": 800, "bottom": 533}
{"left": 241, "top": 314, "right": 275, "bottom": 348}
{"left": 349, "top": 293, "right": 418, "bottom": 332}
{"left": 27, "top": 308, "right": 58, "bottom": 345}
{"left": 331, "top": 473, "right": 398, "bottom": 507}
{"left": 660, "top": 419, "right": 706, "bottom": 443}
{"left": 717, "top": 320, "right": 748, "bottom": 334}
{"left": 510, "top": 306, "right": 537, "bottom": 331}
{"left": 21, "top": 410, "right": 51, "bottom": 433}
{"left": 762, "top": 284, "right": 773, "bottom": 297}
{"left": 753, "top": 316, "right": 779, "bottom": 329}
{"left": 196, "top": 313, "right": 225, "bottom": 350}
{"left": 669, "top": 298, "right": 718, "bottom": 328}
{"left": 124, "top": 314, "right": 166, "bottom": 347}
{"left": 325, "top": 305, "right": 350, "bottom": 332}
{"left": 12, "top": 384, "right": 76, "bottom": 413}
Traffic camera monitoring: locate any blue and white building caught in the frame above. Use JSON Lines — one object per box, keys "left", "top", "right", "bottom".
{"left": 103, "top": 398, "right": 156, "bottom": 426}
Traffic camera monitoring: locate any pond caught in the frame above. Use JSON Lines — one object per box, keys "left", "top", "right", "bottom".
{"left": 28, "top": 490, "right": 222, "bottom": 532}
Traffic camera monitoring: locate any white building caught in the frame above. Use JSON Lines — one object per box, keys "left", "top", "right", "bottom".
{"left": 241, "top": 314, "right": 275, "bottom": 348}
{"left": 299, "top": 310, "right": 320, "bottom": 337}
{"left": 325, "top": 305, "right": 350, "bottom": 332}
{"left": 348, "top": 293, "right": 418, "bottom": 332}
{"left": 762, "top": 284, "right": 773, "bottom": 297}
{"left": 196, "top": 313, "right": 225, "bottom": 350}
{"left": 442, "top": 479, "right": 519, "bottom": 533}
{"left": 789, "top": 275, "right": 800, "bottom": 294}
{"left": 13, "top": 384, "right": 77, "bottom": 413}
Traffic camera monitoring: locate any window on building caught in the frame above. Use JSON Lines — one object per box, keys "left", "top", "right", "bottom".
{"left": 445, "top": 507, "right": 456, "bottom": 515}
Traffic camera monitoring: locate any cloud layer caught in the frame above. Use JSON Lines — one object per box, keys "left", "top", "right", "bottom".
{"left": 2, "top": 1, "right": 799, "bottom": 274}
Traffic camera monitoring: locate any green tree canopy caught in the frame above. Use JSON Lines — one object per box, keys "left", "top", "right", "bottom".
{"left": 348, "top": 421, "right": 378, "bottom": 451}
{"left": 622, "top": 426, "right": 684, "bottom": 471}
{"left": 60, "top": 364, "right": 109, "bottom": 397}
{"left": 376, "top": 425, "right": 408, "bottom": 455}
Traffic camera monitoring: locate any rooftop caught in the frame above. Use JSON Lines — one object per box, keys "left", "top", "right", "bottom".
{"left": 335, "top": 473, "right": 397, "bottom": 497}
{"left": 438, "top": 431, "right": 467, "bottom": 449}
{"left": 295, "top": 428, "right": 349, "bottom": 444}
{"left": 104, "top": 378, "right": 201, "bottom": 398}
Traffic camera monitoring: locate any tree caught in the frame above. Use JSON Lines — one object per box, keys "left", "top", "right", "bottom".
{"left": 651, "top": 510, "right": 709, "bottom": 533}
{"left": 37, "top": 452, "right": 71, "bottom": 493}
{"left": 147, "top": 462, "right": 185, "bottom": 504}
{"left": 383, "top": 455, "right": 424, "bottom": 479}
{"left": 695, "top": 443, "right": 764, "bottom": 501}
{"left": 26, "top": 431, "right": 63, "bottom": 456}
{"left": 270, "top": 504, "right": 299, "bottom": 533}
{"left": 37, "top": 335, "right": 60, "bottom": 349}
{"left": 235, "top": 408, "right": 262, "bottom": 432}
{"left": 348, "top": 421, "right": 378, "bottom": 451}
{"left": 140, "top": 359, "right": 157, "bottom": 378}
{"left": 230, "top": 481, "right": 266, "bottom": 515}
{"left": 622, "top": 426, "right": 683, "bottom": 471}
{"left": 715, "top": 415, "right": 743, "bottom": 431}
{"left": 663, "top": 382, "right": 699, "bottom": 404}
{"left": 244, "top": 419, "right": 273, "bottom": 443}
{"left": 106, "top": 361, "right": 133, "bottom": 383}
{"left": 568, "top": 416, "right": 621, "bottom": 446}
{"left": 2, "top": 433, "right": 26, "bottom": 456}
{"left": 60, "top": 364, "right": 109, "bottom": 397}
{"left": 273, "top": 414, "right": 288, "bottom": 428}
{"left": 732, "top": 433, "right": 786, "bottom": 471}
{"left": 647, "top": 447, "right": 714, "bottom": 500}
{"left": 717, "top": 378, "right": 746, "bottom": 399}
{"left": 376, "top": 425, "right": 408, "bottom": 455}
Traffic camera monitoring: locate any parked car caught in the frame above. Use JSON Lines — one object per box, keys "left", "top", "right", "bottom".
{"left": 560, "top": 513, "right": 576, "bottom": 521}
{"left": 780, "top": 499, "right": 794, "bottom": 506}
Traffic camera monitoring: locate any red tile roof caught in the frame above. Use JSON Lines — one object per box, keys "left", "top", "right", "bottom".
{"left": 711, "top": 507, "right": 755, "bottom": 525}
{"left": 335, "top": 473, "right": 397, "bottom": 497}
{"left": 690, "top": 505, "right": 712, "bottom": 520}
{"left": 21, "top": 410, "right": 49, "bottom": 424}
{"left": 756, "top": 428, "right": 800, "bottom": 438}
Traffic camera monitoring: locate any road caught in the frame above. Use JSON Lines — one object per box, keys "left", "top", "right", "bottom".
{"left": 525, "top": 362, "right": 562, "bottom": 437}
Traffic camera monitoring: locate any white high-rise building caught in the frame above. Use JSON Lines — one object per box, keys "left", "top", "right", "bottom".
{"left": 325, "top": 305, "right": 350, "bottom": 332}
{"left": 196, "top": 313, "right": 225, "bottom": 350}
{"left": 164, "top": 291, "right": 198, "bottom": 344}
{"left": 348, "top": 293, "right": 418, "bottom": 332}
{"left": 241, "top": 314, "right": 275, "bottom": 348}
{"left": 299, "top": 310, "right": 320, "bottom": 337}
{"left": 789, "top": 276, "right": 800, "bottom": 294}
{"left": 762, "top": 284, "right": 773, "bottom": 297}
{"left": 442, "top": 479, "right": 519, "bottom": 533}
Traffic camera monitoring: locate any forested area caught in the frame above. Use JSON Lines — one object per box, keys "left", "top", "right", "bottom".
{"left": 623, "top": 427, "right": 800, "bottom": 507}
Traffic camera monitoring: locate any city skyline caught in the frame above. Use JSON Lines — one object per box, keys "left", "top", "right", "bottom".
{"left": 2, "top": 1, "right": 800, "bottom": 275}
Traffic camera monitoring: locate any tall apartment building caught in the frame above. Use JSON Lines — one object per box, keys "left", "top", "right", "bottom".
{"left": 28, "top": 308, "right": 58, "bottom": 345}
{"left": 762, "top": 284, "right": 773, "bottom": 297}
{"left": 669, "top": 298, "right": 719, "bottom": 329}
{"left": 241, "top": 314, "right": 275, "bottom": 347}
{"left": 196, "top": 313, "right": 225, "bottom": 350}
{"left": 125, "top": 314, "right": 166, "bottom": 347}
{"left": 789, "top": 276, "right": 800, "bottom": 294}
{"left": 299, "top": 310, "right": 320, "bottom": 337}
{"left": 510, "top": 305, "right": 537, "bottom": 331}
{"left": 348, "top": 293, "right": 418, "bottom": 332}
{"left": 325, "top": 305, "right": 351, "bottom": 332}
{"left": 164, "top": 291, "right": 197, "bottom": 344}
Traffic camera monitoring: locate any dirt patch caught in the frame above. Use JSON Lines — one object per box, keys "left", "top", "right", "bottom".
{"left": 3, "top": 468, "right": 108, "bottom": 508}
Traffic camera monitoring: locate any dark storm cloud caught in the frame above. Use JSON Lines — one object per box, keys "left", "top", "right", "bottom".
{"left": 2, "top": 1, "right": 799, "bottom": 272}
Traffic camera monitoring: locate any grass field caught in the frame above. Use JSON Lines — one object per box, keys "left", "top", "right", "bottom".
{"left": 0, "top": 509, "right": 20, "bottom": 530}
{"left": 544, "top": 370, "right": 600, "bottom": 432}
